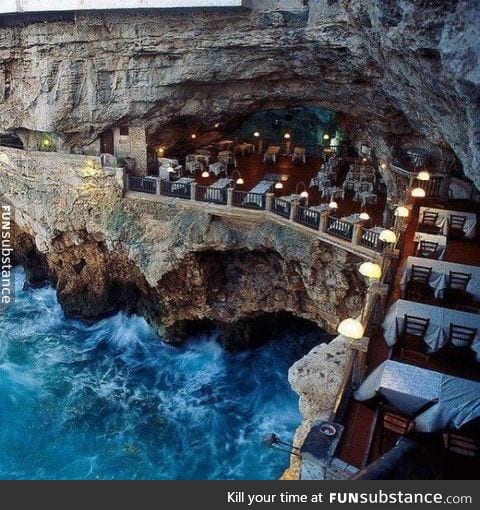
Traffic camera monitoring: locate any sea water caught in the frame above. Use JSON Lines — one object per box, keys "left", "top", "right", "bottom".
{"left": 0, "top": 269, "right": 326, "bottom": 480}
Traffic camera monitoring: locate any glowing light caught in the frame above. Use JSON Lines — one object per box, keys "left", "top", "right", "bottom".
{"left": 411, "top": 187, "right": 426, "bottom": 198}
{"left": 417, "top": 171, "right": 430, "bottom": 181}
{"left": 201, "top": 170, "right": 209, "bottom": 178}
{"left": 284, "top": 133, "right": 291, "bottom": 140}
{"left": 379, "top": 229, "right": 397, "bottom": 244}
{"left": 300, "top": 190, "right": 309, "bottom": 198}
{"left": 236, "top": 177, "right": 244, "bottom": 185}
{"left": 362, "top": 157, "right": 367, "bottom": 163}
{"left": 167, "top": 166, "right": 175, "bottom": 173}
{"left": 380, "top": 162, "right": 387, "bottom": 170}
{"left": 329, "top": 201, "right": 338, "bottom": 210}
{"left": 42, "top": 138, "right": 51, "bottom": 147}
{"left": 337, "top": 318, "right": 364, "bottom": 340}
{"left": 323, "top": 133, "right": 330, "bottom": 140}
{"left": 191, "top": 134, "right": 197, "bottom": 139}
{"left": 275, "top": 181, "right": 284, "bottom": 189}
{"left": 253, "top": 131, "right": 260, "bottom": 137}
{"left": 359, "top": 212, "right": 370, "bottom": 221}
{"left": 394, "top": 206, "right": 409, "bottom": 218}
{"left": 359, "top": 262, "right": 381, "bottom": 280}
{"left": 214, "top": 123, "right": 220, "bottom": 128}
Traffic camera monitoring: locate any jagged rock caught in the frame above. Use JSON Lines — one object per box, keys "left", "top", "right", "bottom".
{"left": 0, "top": 1, "right": 479, "bottom": 186}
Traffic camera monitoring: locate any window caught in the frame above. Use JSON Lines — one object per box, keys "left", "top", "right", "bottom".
{"left": 119, "top": 125, "right": 129, "bottom": 137}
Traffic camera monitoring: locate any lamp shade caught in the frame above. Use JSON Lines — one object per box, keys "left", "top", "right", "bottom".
{"left": 191, "top": 134, "right": 197, "bottom": 139}
{"left": 337, "top": 318, "right": 364, "bottom": 340}
{"left": 236, "top": 177, "right": 244, "bottom": 185}
{"left": 201, "top": 170, "right": 209, "bottom": 178}
{"left": 394, "top": 206, "right": 409, "bottom": 218}
{"left": 253, "top": 131, "right": 260, "bottom": 137}
{"left": 359, "top": 262, "right": 381, "bottom": 280}
{"left": 300, "top": 190, "right": 309, "bottom": 198}
{"left": 214, "top": 123, "right": 220, "bottom": 128}
{"left": 323, "top": 133, "right": 330, "bottom": 140}
{"left": 379, "top": 229, "right": 397, "bottom": 243}
{"left": 411, "top": 187, "right": 426, "bottom": 198}
{"left": 284, "top": 133, "right": 291, "bottom": 139}
{"left": 417, "top": 171, "right": 430, "bottom": 181}
{"left": 380, "top": 162, "right": 387, "bottom": 169}
{"left": 329, "top": 201, "right": 338, "bottom": 209}
{"left": 359, "top": 212, "right": 370, "bottom": 220}
{"left": 275, "top": 182, "right": 284, "bottom": 189}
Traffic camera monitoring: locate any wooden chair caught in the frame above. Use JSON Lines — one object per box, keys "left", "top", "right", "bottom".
{"left": 405, "top": 265, "right": 434, "bottom": 302}
{"left": 448, "top": 214, "right": 467, "bottom": 240}
{"left": 419, "top": 211, "right": 440, "bottom": 234}
{"left": 441, "top": 271, "right": 472, "bottom": 307}
{"left": 443, "top": 432, "right": 479, "bottom": 457}
{"left": 380, "top": 404, "right": 415, "bottom": 453}
{"left": 397, "top": 315, "right": 431, "bottom": 367}
{"left": 447, "top": 324, "right": 477, "bottom": 350}
{"left": 416, "top": 240, "right": 439, "bottom": 259}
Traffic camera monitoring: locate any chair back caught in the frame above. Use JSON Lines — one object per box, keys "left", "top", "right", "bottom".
{"left": 421, "top": 211, "right": 439, "bottom": 226}
{"left": 409, "top": 265, "right": 432, "bottom": 285}
{"left": 383, "top": 410, "right": 415, "bottom": 436}
{"left": 417, "top": 240, "right": 439, "bottom": 258}
{"left": 448, "top": 324, "right": 477, "bottom": 348}
{"left": 443, "top": 432, "right": 479, "bottom": 457}
{"left": 403, "top": 314, "right": 430, "bottom": 338}
{"left": 447, "top": 271, "right": 471, "bottom": 291}
{"left": 449, "top": 214, "right": 466, "bottom": 231}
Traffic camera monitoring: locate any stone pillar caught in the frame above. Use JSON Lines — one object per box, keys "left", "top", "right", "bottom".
{"left": 115, "top": 167, "right": 126, "bottom": 192}
{"left": 157, "top": 178, "right": 162, "bottom": 196}
{"left": 227, "top": 187, "right": 233, "bottom": 207}
{"left": 190, "top": 182, "right": 197, "bottom": 201}
{"left": 319, "top": 210, "right": 329, "bottom": 232}
{"left": 265, "top": 192, "right": 274, "bottom": 211}
{"left": 381, "top": 247, "right": 400, "bottom": 285}
{"left": 290, "top": 201, "right": 298, "bottom": 222}
{"left": 352, "top": 223, "right": 363, "bottom": 245}
{"left": 349, "top": 337, "right": 370, "bottom": 388}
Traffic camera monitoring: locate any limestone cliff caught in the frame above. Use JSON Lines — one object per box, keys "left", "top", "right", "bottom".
{"left": 0, "top": 1, "right": 478, "bottom": 187}
{"left": 0, "top": 147, "right": 365, "bottom": 345}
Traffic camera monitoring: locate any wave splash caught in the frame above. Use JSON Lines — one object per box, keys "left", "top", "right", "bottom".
{"left": 0, "top": 269, "right": 325, "bottom": 479}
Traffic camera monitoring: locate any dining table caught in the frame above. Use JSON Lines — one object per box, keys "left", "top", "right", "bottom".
{"left": 400, "top": 256, "right": 480, "bottom": 301}
{"left": 413, "top": 231, "right": 447, "bottom": 260}
{"left": 419, "top": 206, "right": 477, "bottom": 239}
{"left": 382, "top": 299, "right": 480, "bottom": 355}
{"left": 354, "top": 360, "right": 480, "bottom": 433}
{"left": 263, "top": 146, "right": 280, "bottom": 163}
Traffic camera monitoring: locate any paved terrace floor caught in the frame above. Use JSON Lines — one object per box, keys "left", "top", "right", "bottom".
{"left": 160, "top": 151, "right": 387, "bottom": 228}
{"left": 336, "top": 196, "right": 480, "bottom": 477}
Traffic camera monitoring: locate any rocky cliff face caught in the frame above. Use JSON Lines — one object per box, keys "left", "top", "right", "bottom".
{"left": 0, "top": 1, "right": 478, "bottom": 187}
{"left": 1, "top": 147, "right": 365, "bottom": 346}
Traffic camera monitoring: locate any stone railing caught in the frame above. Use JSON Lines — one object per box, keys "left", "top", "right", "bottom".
{"left": 124, "top": 174, "right": 386, "bottom": 261}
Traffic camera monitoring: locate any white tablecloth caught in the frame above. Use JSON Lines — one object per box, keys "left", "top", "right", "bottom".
{"left": 400, "top": 256, "right": 480, "bottom": 300}
{"left": 208, "top": 162, "right": 225, "bottom": 176}
{"left": 263, "top": 146, "right": 280, "bottom": 163}
{"left": 413, "top": 231, "right": 447, "bottom": 260}
{"left": 236, "top": 143, "right": 255, "bottom": 155}
{"left": 382, "top": 299, "right": 480, "bottom": 354}
{"left": 419, "top": 207, "right": 477, "bottom": 239}
{"left": 354, "top": 360, "right": 442, "bottom": 416}
{"left": 355, "top": 360, "right": 480, "bottom": 432}
{"left": 244, "top": 180, "right": 272, "bottom": 207}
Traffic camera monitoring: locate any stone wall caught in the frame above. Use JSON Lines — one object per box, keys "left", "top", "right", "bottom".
{"left": 112, "top": 124, "right": 148, "bottom": 174}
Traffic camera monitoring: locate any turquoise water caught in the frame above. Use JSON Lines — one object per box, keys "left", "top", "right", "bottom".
{"left": 0, "top": 269, "right": 323, "bottom": 480}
